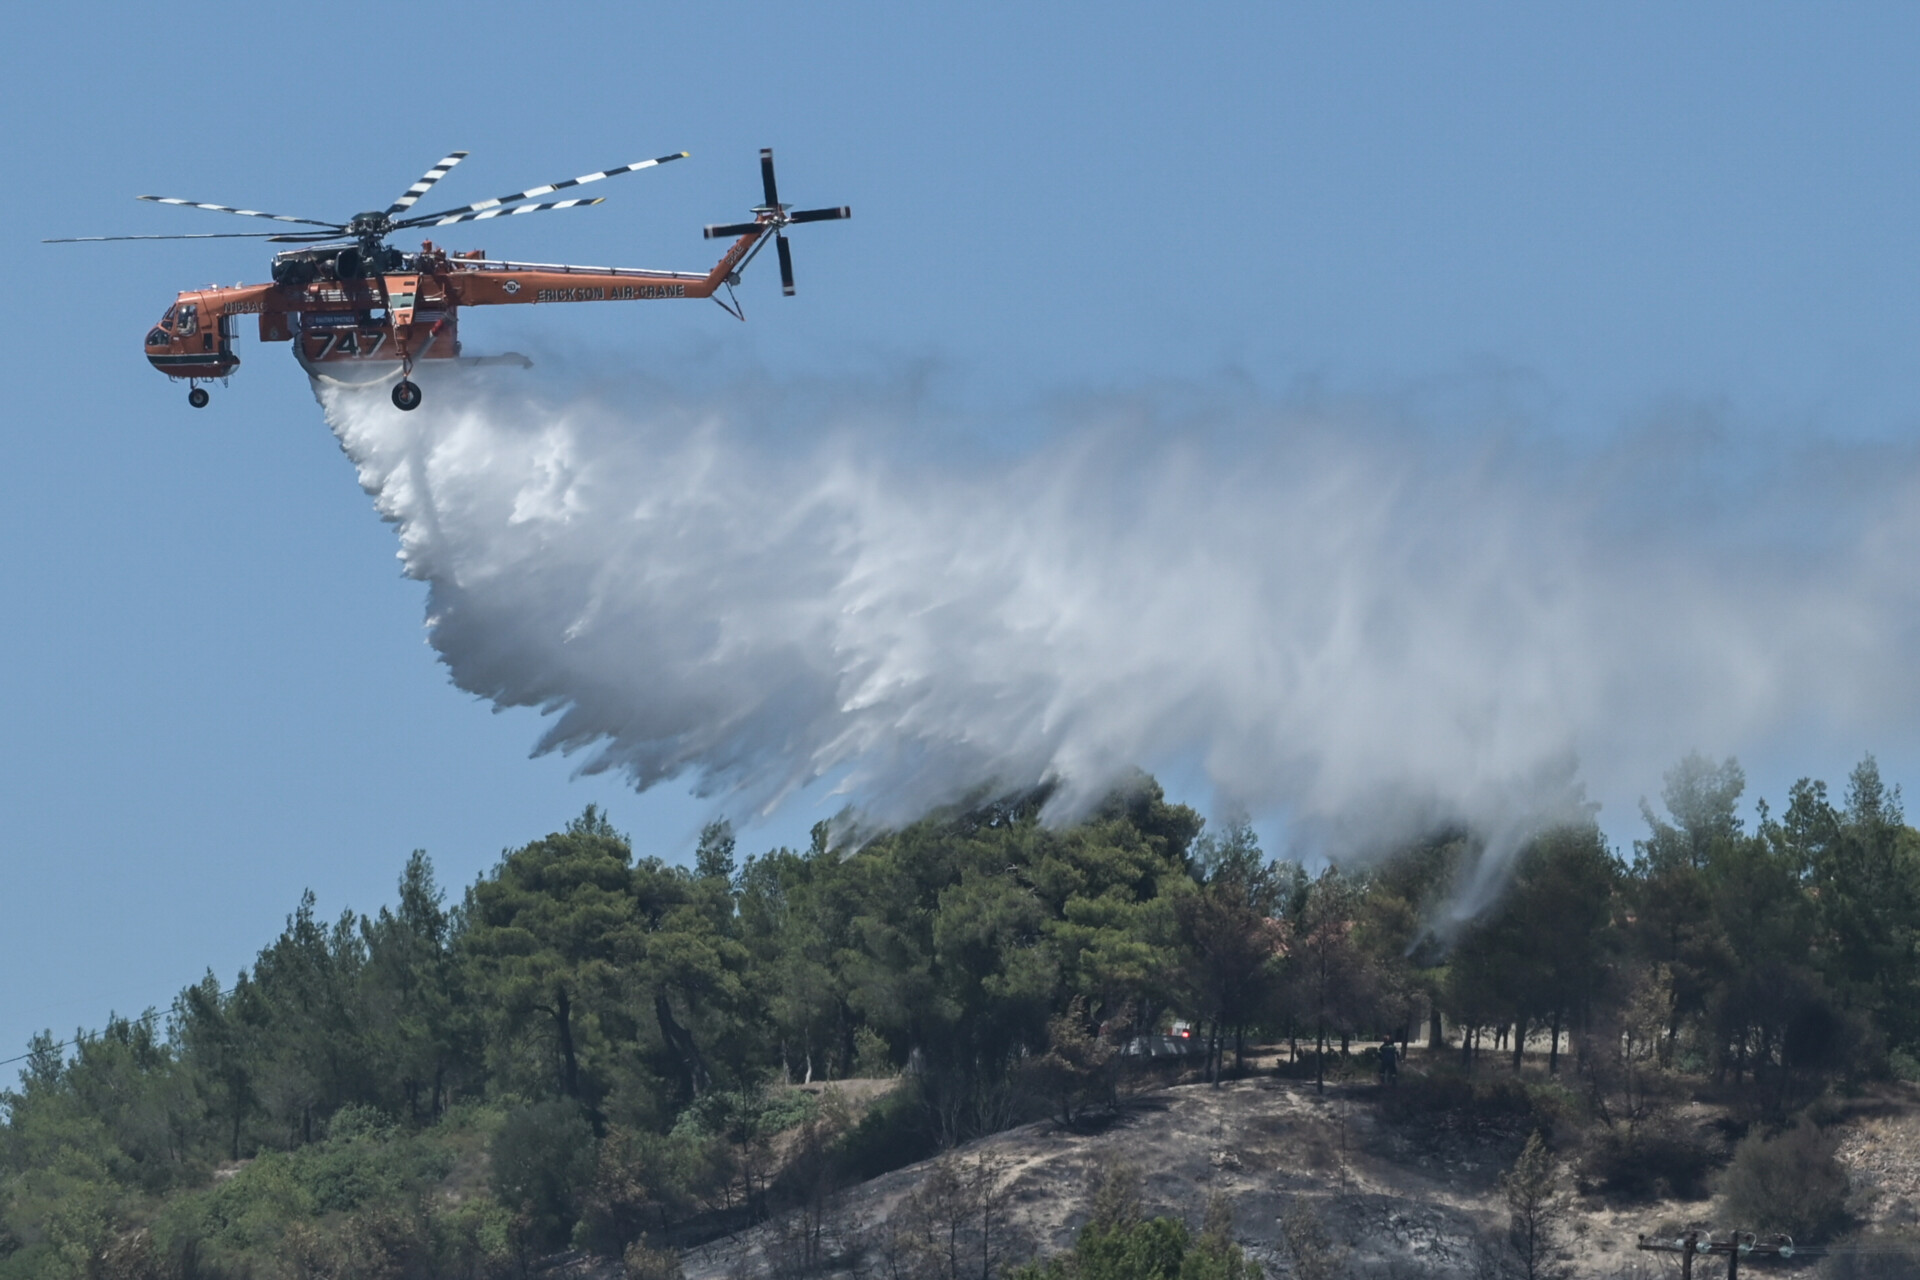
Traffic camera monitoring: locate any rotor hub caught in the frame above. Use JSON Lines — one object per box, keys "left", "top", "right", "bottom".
{"left": 348, "top": 211, "right": 394, "bottom": 252}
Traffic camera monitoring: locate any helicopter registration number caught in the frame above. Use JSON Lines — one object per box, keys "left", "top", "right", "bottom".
{"left": 535, "top": 284, "right": 688, "bottom": 302}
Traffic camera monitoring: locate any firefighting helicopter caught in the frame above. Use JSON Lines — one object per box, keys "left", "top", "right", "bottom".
{"left": 46, "top": 147, "right": 849, "bottom": 410}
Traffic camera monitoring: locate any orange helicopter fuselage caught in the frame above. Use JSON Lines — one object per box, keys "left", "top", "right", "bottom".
{"left": 143, "top": 234, "right": 764, "bottom": 384}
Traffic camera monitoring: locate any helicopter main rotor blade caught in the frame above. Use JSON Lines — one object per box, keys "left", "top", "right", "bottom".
{"left": 136, "top": 196, "right": 342, "bottom": 229}
{"left": 411, "top": 197, "right": 605, "bottom": 227}
{"left": 760, "top": 148, "right": 781, "bottom": 209}
{"left": 44, "top": 230, "right": 341, "bottom": 243}
{"left": 398, "top": 151, "right": 687, "bottom": 227}
{"left": 787, "top": 206, "right": 851, "bottom": 224}
{"left": 777, "top": 233, "right": 795, "bottom": 296}
{"left": 386, "top": 151, "right": 469, "bottom": 217}
{"left": 703, "top": 220, "right": 766, "bottom": 239}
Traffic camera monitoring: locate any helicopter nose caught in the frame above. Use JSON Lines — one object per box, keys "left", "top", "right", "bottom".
{"left": 144, "top": 323, "right": 174, "bottom": 367}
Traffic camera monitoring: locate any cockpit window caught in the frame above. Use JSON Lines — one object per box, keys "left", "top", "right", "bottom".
{"left": 174, "top": 304, "right": 198, "bottom": 336}
{"left": 146, "top": 327, "right": 170, "bottom": 347}
{"left": 162, "top": 304, "right": 176, "bottom": 324}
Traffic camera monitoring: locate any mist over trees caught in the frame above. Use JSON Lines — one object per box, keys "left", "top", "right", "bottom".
{"left": 4, "top": 756, "right": 1919, "bottom": 1277}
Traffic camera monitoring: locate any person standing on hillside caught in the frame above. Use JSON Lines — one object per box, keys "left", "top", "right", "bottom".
{"left": 1378, "top": 1037, "right": 1399, "bottom": 1087}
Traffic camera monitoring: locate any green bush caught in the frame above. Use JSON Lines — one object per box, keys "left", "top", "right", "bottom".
{"left": 573, "top": 1124, "right": 732, "bottom": 1257}
{"left": 1012, "top": 1218, "right": 1191, "bottom": 1280}
{"left": 490, "top": 1100, "right": 597, "bottom": 1253}
{"left": 432, "top": 1195, "right": 518, "bottom": 1279}
{"left": 671, "top": 1084, "right": 818, "bottom": 1145}
{"left": 1718, "top": 1121, "right": 1851, "bottom": 1242}
{"left": 1181, "top": 1197, "right": 1257, "bottom": 1280}
{"left": 148, "top": 1115, "right": 465, "bottom": 1273}
{"left": 833, "top": 1084, "right": 936, "bottom": 1182}
{"left": 853, "top": 1027, "right": 895, "bottom": 1078}
{"left": 1078, "top": 1217, "right": 1191, "bottom": 1280}
{"left": 0, "top": 1148, "right": 124, "bottom": 1280}
{"left": 1010, "top": 1181, "right": 1257, "bottom": 1280}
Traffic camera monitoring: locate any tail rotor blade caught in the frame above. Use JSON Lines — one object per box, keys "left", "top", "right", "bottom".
{"left": 788, "top": 206, "right": 850, "bottom": 225}
{"left": 760, "top": 148, "right": 781, "bottom": 209}
{"left": 708, "top": 150, "right": 844, "bottom": 292}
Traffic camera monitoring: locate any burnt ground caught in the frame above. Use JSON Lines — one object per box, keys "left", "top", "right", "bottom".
{"left": 666, "top": 1063, "right": 1920, "bottom": 1280}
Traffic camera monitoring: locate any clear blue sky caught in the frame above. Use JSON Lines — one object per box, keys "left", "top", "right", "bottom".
{"left": 5, "top": 3, "right": 1920, "bottom": 1062}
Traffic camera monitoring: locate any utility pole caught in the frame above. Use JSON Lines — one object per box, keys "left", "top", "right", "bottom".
{"left": 1637, "top": 1231, "right": 1821, "bottom": 1277}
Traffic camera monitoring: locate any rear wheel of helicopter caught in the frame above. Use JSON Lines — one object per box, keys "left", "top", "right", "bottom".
{"left": 391, "top": 380, "right": 422, "bottom": 411}
{"left": 188, "top": 387, "right": 210, "bottom": 408}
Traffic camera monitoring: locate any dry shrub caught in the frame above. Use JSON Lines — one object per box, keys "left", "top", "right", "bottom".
{"left": 1378, "top": 1067, "right": 1568, "bottom": 1142}
{"left": 1278, "top": 1200, "right": 1344, "bottom": 1280}
{"left": 1718, "top": 1121, "right": 1850, "bottom": 1242}
{"left": 1818, "top": 1234, "right": 1920, "bottom": 1279}
{"left": 625, "top": 1236, "right": 687, "bottom": 1280}
{"left": 871, "top": 1152, "right": 1023, "bottom": 1280}
{"left": 1577, "top": 1124, "right": 1715, "bottom": 1201}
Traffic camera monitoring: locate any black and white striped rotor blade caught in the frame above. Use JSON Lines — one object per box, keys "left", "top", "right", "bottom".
{"left": 760, "top": 148, "right": 781, "bottom": 209}
{"left": 788, "top": 206, "right": 851, "bottom": 225}
{"left": 413, "top": 197, "right": 605, "bottom": 227}
{"left": 703, "top": 221, "right": 765, "bottom": 239}
{"left": 44, "top": 230, "right": 340, "bottom": 243}
{"left": 397, "top": 151, "right": 687, "bottom": 227}
{"left": 777, "top": 233, "right": 795, "bottom": 296}
{"left": 386, "top": 151, "right": 469, "bottom": 216}
{"left": 136, "top": 196, "right": 341, "bottom": 228}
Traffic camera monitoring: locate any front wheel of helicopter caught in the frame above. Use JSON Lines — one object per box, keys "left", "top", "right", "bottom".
{"left": 391, "top": 379, "right": 422, "bottom": 411}
{"left": 188, "top": 386, "right": 210, "bottom": 408}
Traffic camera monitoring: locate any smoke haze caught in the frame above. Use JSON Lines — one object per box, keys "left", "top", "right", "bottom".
{"left": 317, "top": 365, "right": 1920, "bottom": 898}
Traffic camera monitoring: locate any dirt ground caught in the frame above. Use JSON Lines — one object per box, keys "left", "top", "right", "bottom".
{"left": 675, "top": 1065, "right": 1920, "bottom": 1280}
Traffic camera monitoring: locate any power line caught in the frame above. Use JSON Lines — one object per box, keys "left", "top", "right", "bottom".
{"left": 1638, "top": 1231, "right": 1821, "bottom": 1279}
{"left": 0, "top": 982, "right": 236, "bottom": 1069}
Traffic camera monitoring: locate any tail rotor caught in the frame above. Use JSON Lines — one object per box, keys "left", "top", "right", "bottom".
{"left": 703, "top": 148, "right": 849, "bottom": 296}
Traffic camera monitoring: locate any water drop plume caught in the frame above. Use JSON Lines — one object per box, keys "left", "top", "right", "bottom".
{"left": 317, "top": 364, "right": 1920, "bottom": 902}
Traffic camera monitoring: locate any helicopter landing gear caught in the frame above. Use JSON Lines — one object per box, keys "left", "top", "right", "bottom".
{"left": 188, "top": 386, "right": 210, "bottom": 408}
{"left": 391, "top": 379, "right": 422, "bottom": 411}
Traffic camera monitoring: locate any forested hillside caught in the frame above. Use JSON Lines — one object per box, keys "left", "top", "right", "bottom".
{"left": 4, "top": 757, "right": 1918, "bottom": 1279}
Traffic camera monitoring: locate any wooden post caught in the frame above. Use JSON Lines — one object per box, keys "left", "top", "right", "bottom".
{"left": 1638, "top": 1229, "right": 1817, "bottom": 1275}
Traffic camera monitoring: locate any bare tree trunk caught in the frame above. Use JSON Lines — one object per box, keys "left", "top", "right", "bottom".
{"left": 549, "top": 984, "right": 584, "bottom": 1105}
{"left": 655, "top": 991, "right": 711, "bottom": 1097}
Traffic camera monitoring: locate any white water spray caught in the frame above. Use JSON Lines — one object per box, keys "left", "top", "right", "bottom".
{"left": 318, "top": 364, "right": 1920, "bottom": 904}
